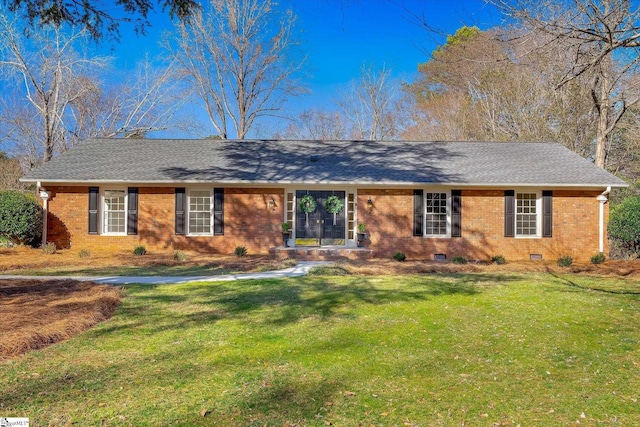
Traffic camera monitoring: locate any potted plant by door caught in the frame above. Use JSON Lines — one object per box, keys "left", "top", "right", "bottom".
{"left": 357, "top": 223, "right": 366, "bottom": 247}
{"left": 281, "top": 222, "right": 291, "bottom": 247}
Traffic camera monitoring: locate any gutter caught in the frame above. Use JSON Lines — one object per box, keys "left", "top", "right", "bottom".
{"left": 20, "top": 178, "right": 629, "bottom": 189}
{"left": 596, "top": 186, "right": 612, "bottom": 254}
{"left": 37, "top": 181, "right": 51, "bottom": 246}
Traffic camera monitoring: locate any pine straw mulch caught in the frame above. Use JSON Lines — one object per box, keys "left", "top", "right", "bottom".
{"left": 0, "top": 279, "right": 122, "bottom": 360}
{"left": 0, "top": 246, "right": 285, "bottom": 275}
{"left": 335, "top": 258, "right": 640, "bottom": 278}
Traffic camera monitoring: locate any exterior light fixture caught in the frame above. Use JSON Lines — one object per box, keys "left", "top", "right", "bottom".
{"left": 269, "top": 196, "right": 276, "bottom": 210}
{"left": 367, "top": 197, "right": 373, "bottom": 206}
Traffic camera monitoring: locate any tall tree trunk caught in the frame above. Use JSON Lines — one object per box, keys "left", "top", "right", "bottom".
{"left": 594, "top": 54, "right": 612, "bottom": 169}
{"left": 594, "top": 76, "right": 609, "bottom": 168}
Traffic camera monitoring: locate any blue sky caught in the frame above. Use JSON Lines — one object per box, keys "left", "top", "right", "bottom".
{"left": 106, "top": 0, "right": 502, "bottom": 133}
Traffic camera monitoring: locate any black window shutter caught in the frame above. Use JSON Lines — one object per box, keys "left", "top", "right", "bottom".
{"left": 542, "top": 190, "right": 553, "bottom": 238}
{"left": 504, "top": 190, "right": 515, "bottom": 237}
{"left": 88, "top": 187, "right": 99, "bottom": 234}
{"left": 213, "top": 188, "right": 224, "bottom": 235}
{"left": 127, "top": 187, "right": 138, "bottom": 235}
{"left": 175, "top": 188, "right": 186, "bottom": 235}
{"left": 413, "top": 189, "right": 424, "bottom": 236}
{"left": 451, "top": 190, "right": 462, "bottom": 238}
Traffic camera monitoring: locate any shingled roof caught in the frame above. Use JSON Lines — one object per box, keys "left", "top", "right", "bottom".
{"left": 23, "top": 139, "right": 627, "bottom": 188}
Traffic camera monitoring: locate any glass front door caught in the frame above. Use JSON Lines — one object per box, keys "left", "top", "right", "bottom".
{"left": 295, "top": 190, "right": 346, "bottom": 246}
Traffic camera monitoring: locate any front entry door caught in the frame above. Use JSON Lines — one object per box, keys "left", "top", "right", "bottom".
{"left": 295, "top": 190, "right": 346, "bottom": 246}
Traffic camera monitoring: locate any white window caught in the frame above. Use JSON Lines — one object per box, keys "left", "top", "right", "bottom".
{"left": 516, "top": 192, "right": 540, "bottom": 237}
{"left": 425, "top": 192, "right": 448, "bottom": 236}
{"left": 103, "top": 189, "right": 126, "bottom": 234}
{"left": 188, "top": 189, "right": 212, "bottom": 235}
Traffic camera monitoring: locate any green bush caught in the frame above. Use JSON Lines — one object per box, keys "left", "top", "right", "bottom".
{"left": 557, "top": 255, "right": 573, "bottom": 267}
{"left": 234, "top": 245, "right": 248, "bottom": 257}
{"left": 609, "top": 196, "right": 640, "bottom": 256}
{"left": 173, "top": 250, "right": 188, "bottom": 261}
{"left": 452, "top": 256, "right": 467, "bottom": 264}
{"left": 41, "top": 242, "right": 56, "bottom": 254}
{"left": 0, "top": 191, "right": 43, "bottom": 246}
{"left": 133, "top": 245, "right": 147, "bottom": 256}
{"left": 590, "top": 252, "right": 606, "bottom": 264}
{"left": 393, "top": 252, "right": 406, "bottom": 262}
{"left": 491, "top": 255, "right": 506, "bottom": 265}
{"left": 0, "top": 235, "right": 14, "bottom": 248}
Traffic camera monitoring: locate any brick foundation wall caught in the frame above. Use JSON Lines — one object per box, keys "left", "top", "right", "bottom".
{"left": 44, "top": 186, "right": 606, "bottom": 261}
{"left": 45, "top": 186, "right": 284, "bottom": 254}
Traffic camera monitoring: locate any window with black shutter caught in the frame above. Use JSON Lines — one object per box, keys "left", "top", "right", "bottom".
{"left": 213, "top": 188, "right": 224, "bottom": 235}
{"left": 504, "top": 190, "right": 515, "bottom": 237}
{"left": 127, "top": 187, "right": 138, "bottom": 235}
{"left": 88, "top": 186, "right": 99, "bottom": 234}
{"left": 451, "top": 190, "right": 462, "bottom": 238}
{"left": 175, "top": 188, "right": 186, "bottom": 235}
{"left": 542, "top": 190, "right": 552, "bottom": 238}
{"left": 413, "top": 190, "right": 423, "bottom": 236}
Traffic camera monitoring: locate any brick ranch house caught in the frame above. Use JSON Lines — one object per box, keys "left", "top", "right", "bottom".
{"left": 22, "top": 139, "right": 627, "bottom": 261}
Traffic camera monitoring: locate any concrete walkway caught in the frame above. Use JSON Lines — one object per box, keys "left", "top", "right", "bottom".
{"left": 0, "top": 261, "right": 330, "bottom": 285}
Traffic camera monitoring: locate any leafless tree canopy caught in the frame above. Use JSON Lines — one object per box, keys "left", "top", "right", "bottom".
{"left": 403, "top": 26, "right": 598, "bottom": 158}
{"left": 490, "top": 0, "right": 640, "bottom": 168}
{"left": 282, "top": 65, "right": 403, "bottom": 141}
{"left": 0, "top": 11, "right": 188, "bottom": 168}
{"left": 165, "top": 0, "right": 306, "bottom": 139}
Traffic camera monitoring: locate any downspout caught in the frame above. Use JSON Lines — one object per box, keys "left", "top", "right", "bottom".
{"left": 596, "top": 186, "right": 612, "bottom": 254}
{"left": 38, "top": 182, "right": 50, "bottom": 246}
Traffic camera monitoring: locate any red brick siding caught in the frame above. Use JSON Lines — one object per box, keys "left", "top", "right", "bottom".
{"left": 357, "top": 189, "right": 605, "bottom": 262}
{"left": 45, "top": 186, "right": 606, "bottom": 261}
{"left": 45, "top": 186, "right": 284, "bottom": 254}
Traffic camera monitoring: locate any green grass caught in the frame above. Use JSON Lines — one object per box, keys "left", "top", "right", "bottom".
{"left": 2, "top": 273, "right": 640, "bottom": 426}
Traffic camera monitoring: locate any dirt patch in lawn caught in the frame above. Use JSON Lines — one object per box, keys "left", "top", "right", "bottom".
{"left": 0, "top": 279, "right": 122, "bottom": 360}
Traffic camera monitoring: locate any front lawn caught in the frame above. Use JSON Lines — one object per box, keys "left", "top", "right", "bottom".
{"left": 1, "top": 273, "right": 639, "bottom": 426}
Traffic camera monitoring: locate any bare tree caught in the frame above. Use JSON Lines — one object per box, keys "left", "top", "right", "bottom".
{"left": 0, "top": 151, "right": 28, "bottom": 191}
{"left": 490, "top": 0, "right": 640, "bottom": 168}
{"left": 165, "top": 0, "right": 305, "bottom": 139}
{"left": 68, "top": 56, "right": 190, "bottom": 141}
{"left": 0, "top": 11, "right": 188, "bottom": 166}
{"left": 338, "top": 65, "right": 400, "bottom": 140}
{"left": 279, "top": 109, "right": 350, "bottom": 140}
{"left": 403, "top": 26, "right": 598, "bottom": 157}
{"left": 0, "top": 13, "right": 109, "bottom": 163}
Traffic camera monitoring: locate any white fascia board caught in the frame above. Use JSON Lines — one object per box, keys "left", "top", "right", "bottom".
{"left": 23, "top": 178, "right": 629, "bottom": 189}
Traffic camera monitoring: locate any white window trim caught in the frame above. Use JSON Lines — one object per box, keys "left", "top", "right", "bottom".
{"left": 423, "top": 189, "right": 451, "bottom": 239}
{"left": 187, "top": 188, "right": 213, "bottom": 236}
{"left": 101, "top": 188, "right": 127, "bottom": 236}
{"left": 514, "top": 190, "right": 542, "bottom": 239}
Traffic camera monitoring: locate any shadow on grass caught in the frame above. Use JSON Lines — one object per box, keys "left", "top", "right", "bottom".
{"left": 546, "top": 270, "right": 640, "bottom": 295}
{"left": 89, "top": 274, "right": 505, "bottom": 338}
{"left": 1, "top": 341, "right": 345, "bottom": 426}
